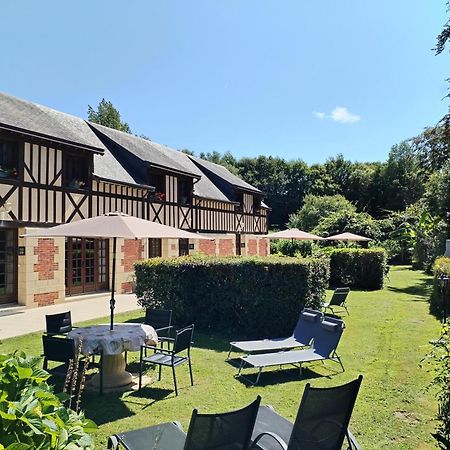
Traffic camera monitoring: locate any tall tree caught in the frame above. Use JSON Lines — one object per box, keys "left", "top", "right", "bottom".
{"left": 87, "top": 99, "right": 132, "bottom": 133}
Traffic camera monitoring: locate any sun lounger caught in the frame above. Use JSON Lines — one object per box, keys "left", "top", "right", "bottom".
{"left": 323, "top": 287, "right": 350, "bottom": 315}
{"left": 237, "top": 316, "right": 345, "bottom": 385}
{"left": 227, "top": 309, "right": 323, "bottom": 360}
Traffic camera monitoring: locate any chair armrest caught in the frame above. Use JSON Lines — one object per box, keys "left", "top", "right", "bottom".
{"left": 251, "top": 432, "right": 288, "bottom": 450}
{"left": 346, "top": 429, "right": 362, "bottom": 450}
{"left": 141, "top": 344, "right": 174, "bottom": 356}
{"left": 107, "top": 435, "right": 119, "bottom": 450}
{"left": 155, "top": 325, "right": 174, "bottom": 332}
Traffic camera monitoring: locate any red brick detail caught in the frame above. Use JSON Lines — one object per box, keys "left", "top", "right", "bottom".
{"left": 247, "top": 239, "right": 257, "bottom": 256}
{"left": 34, "top": 238, "right": 59, "bottom": 280}
{"left": 121, "top": 282, "right": 134, "bottom": 294}
{"left": 258, "top": 238, "right": 268, "bottom": 257}
{"left": 34, "top": 291, "right": 58, "bottom": 307}
{"left": 219, "top": 239, "right": 233, "bottom": 256}
{"left": 121, "top": 239, "right": 144, "bottom": 272}
{"left": 199, "top": 239, "right": 216, "bottom": 256}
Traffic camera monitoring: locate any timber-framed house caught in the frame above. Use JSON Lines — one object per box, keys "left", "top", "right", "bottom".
{"left": 0, "top": 92, "right": 269, "bottom": 307}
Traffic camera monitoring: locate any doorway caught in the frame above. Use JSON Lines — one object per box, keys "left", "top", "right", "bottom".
{"left": 65, "top": 238, "right": 109, "bottom": 296}
{"left": 0, "top": 229, "right": 17, "bottom": 304}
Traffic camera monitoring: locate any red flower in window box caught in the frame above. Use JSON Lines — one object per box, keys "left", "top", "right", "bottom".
{"left": 155, "top": 192, "right": 165, "bottom": 201}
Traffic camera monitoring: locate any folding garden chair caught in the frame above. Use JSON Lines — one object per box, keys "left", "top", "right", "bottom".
{"left": 139, "top": 324, "right": 194, "bottom": 395}
{"left": 323, "top": 287, "right": 350, "bottom": 315}
{"left": 251, "top": 376, "right": 363, "bottom": 450}
{"left": 108, "top": 396, "right": 262, "bottom": 450}
{"left": 228, "top": 309, "right": 323, "bottom": 359}
{"left": 237, "top": 317, "right": 345, "bottom": 385}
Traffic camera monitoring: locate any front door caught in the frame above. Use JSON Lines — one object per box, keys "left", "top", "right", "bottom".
{"left": 0, "top": 229, "right": 17, "bottom": 304}
{"left": 65, "top": 238, "right": 109, "bottom": 296}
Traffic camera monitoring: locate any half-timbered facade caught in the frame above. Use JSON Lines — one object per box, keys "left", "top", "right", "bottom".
{"left": 0, "top": 92, "right": 269, "bottom": 307}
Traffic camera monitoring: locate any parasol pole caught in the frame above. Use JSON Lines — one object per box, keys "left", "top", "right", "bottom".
{"left": 110, "top": 237, "right": 117, "bottom": 331}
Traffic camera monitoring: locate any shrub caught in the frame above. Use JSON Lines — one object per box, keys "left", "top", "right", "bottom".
{"left": 430, "top": 257, "right": 450, "bottom": 319}
{"left": 270, "top": 239, "right": 313, "bottom": 257}
{"left": 0, "top": 352, "right": 96, "bottom": 449}
{"left": 135, "top": 255, "right": 330, "bottom": 338}
{"left": 422, "top": 322, "right": 450, "bottom": 448}
{"left": 329, "top": 248, "right": 386, "bottom": 290}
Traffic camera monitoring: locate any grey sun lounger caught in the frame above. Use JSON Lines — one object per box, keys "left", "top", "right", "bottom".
{"left": 237, "top": 316, "right": 345, "bottom": 385}
{"left": 227, "top": 309, "right": 323, "bottom": 360}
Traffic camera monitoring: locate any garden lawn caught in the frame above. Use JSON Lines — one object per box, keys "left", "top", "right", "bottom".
{"left": 0, "top": 266, "right": 441, "bottom": 449}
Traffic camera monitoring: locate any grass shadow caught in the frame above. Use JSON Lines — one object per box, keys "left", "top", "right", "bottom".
{"left": 82, "top": 391, "right": 135, "bottom": 425}
{"left": 126, "top": 386, "right": 174, "bottom": 409}
{"left": 235, "top": 366, "right": 330, "bottom": 388}
{"left": 387, "top": 278, "right": 433, "bottom": 300}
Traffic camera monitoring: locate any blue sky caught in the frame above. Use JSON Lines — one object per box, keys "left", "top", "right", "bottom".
{"left": 1, "top": 1, "right": 448, "bottom": 163}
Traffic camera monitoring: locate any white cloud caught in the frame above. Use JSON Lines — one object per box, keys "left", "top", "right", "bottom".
{"left": 330, "top": 106, "right": 360, "bottom": 123}
{"left": 313, "top": 111, "right": 326, "bottom": 119}
{"left": 312, "top": 106, "right": 361, "bottom": 124}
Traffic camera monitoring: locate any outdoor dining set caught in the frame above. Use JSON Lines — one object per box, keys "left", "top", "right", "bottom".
{"left": 40, "top": 285, "right": 362, "bottom": 449}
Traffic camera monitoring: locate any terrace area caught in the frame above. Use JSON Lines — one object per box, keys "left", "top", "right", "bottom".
{"left": 0, "top": 266, "right": 441, "bottom": 449}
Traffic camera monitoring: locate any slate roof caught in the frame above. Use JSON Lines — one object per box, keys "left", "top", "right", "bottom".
{"left": 90, "top": 122, "right": 232, "bottom": 202}
{"left": 0, "top": 92, "right": 106, "bottom": 153}
{"left": 189, "top": 155, "right": 262, "bottom": 194}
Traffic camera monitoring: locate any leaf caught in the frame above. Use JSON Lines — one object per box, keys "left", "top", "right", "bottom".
{"left": 4, "top": 445, "right": 33, "bottom": 450}
{"left": 15, "top": 367, "right": 33, "bottom": 380}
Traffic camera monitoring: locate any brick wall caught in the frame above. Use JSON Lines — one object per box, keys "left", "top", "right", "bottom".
{"left": 34, "top": 291, "right": 58, "bottom": 307}
{"left": 219, "top": 239, "right": 234, "bottom": 256}
{"left": 247, "top": 239, "right": 257, "bottom": 256}
{"left": 121, "top": 239, "right": 144, "bottom": 272}
{"left": 33, "top": 238, "right": 58, "bottom": 280}
{"left": 199, "top": 239, "right": 216, "bottom": 256}
{"left": 258, "top": 238, "right": 268, "bottom": 256}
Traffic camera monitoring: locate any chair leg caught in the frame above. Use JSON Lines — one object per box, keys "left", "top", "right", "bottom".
{"left": 99, "top": 354, "right": 103, "bottom": 396}
{"left": 158, "top": 364, "right": 162, "bottom": 381}
{"left": 139, "top": 359, "right": 144, "bottom": 391}
{"left": 172, "top": 365, "right": 178, "bottom": 396}
{"left": 188, "top": 358, "right": 194, "bottom": 386}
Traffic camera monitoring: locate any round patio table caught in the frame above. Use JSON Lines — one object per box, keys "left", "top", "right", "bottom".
{"left": 68, "top": 323, "right": 158, "bottom": 391}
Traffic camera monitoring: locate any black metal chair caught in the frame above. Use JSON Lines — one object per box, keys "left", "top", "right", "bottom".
{"left": 108, "top": 396, "right": 262, "bottom": 450}
{"left": 251, "top": 375, "right": 363, "bottom": 450}
{"left": 45, "top": 311, "right": 74, "bottom": 336}
{"left": 42, "top": 334, "right": 78, "bottom": 377}
{"left": 139, "top": 324, "right": 194, "bottom": 395}
{"left": 144, "top": 308, "right": 174, "bottom": 342}
{"left": 323, "top": 287, "right": 351, "bottom": 315}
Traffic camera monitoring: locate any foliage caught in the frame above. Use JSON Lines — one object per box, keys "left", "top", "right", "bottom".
{"left": 423, "top": 161, "right": 450, "bottom": 219}
{"left": 422, "top": 322, "right": 450, "bottom": 448}
{"left": 87, "top": 98, "right": 131, "bottom": 133}
{"left": 329, "top": 248, "right": 386, "bottom": 290}
{"left": 313, "top": 210, "right": 382, "bottom": 241}
{"left": 288, "top": 194, "right": 355, "bottom": 232}
{"left": 0, "top": 352, "right": 96, "bottom": 449}
{"left": 269, "top": 239, "right": 313, "bottom": 257}
{"left": 135, "top": 255, "right": 330, "bottom": 338}
{"left": 429, "top": 257, "right": 450, "bottom": 319}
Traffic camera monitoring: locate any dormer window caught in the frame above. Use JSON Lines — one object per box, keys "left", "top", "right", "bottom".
{"left": 149, "top": 170, "right": 166, "bottom": 202}
{"left": 178, "top": 177, "right": 193, "bottom": 204}
{"left": 0, "top": 140, "right": 19, "bottom": 180}
{"left": 63, "top": 152, "right": 90, "bottom": 190}
{"left": 235, "top": 191, "right": 244, "bottom": 212}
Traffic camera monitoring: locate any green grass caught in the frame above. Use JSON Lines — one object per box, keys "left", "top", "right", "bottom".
{"left": 0, "top": 266, "right": 442, "bottom": 449}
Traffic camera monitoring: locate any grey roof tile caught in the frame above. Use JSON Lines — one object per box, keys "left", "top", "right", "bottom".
{"left": 0, "top": 92, "right": 106, "bottom": 152}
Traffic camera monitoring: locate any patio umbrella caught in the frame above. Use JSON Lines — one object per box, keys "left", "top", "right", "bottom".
{"left": 24, "top": 212, "right": 212, "bottom": 330}
{"left": 324, "top": 232, "right": 372, "bottom": 242}
{"left": 268, "top": 228, "right": 324, "bottom": 242}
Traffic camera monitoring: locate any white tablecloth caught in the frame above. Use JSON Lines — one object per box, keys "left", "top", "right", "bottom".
{"left": 68, "top": 323, "right": 158, "bottom": 356}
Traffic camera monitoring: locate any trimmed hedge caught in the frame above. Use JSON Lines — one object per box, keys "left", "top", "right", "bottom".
{"left": 430, "top": 257, "right": 450, "bottom": 318}
{"left": 329, "top": 248, "right": 386, "bottom": 290}
{"left": 135, "top": 255, "right": 330, "bottom": 338}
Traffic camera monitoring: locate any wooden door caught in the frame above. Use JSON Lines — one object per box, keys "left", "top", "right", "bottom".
{"left": 0, "top": 229, "right": 17, "bottom": 304}
{"left": 65, "top": 238, "right": 109, "bottom": 296}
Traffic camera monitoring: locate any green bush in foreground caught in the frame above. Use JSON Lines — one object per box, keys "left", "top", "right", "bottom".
{"left": 423, "top": 322, "right": 450, "bottom": 448}
{"left": 329, "top": 248, "right": 386, "bottom": 290}
{"left": 0, "top": 352, "right": 96, "bottom": 450}
{"left": 430, "top": 257, "right": 450, "bottom": 318}
{"left": 135, "top": 255, "right": 330, "bottom": 338}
